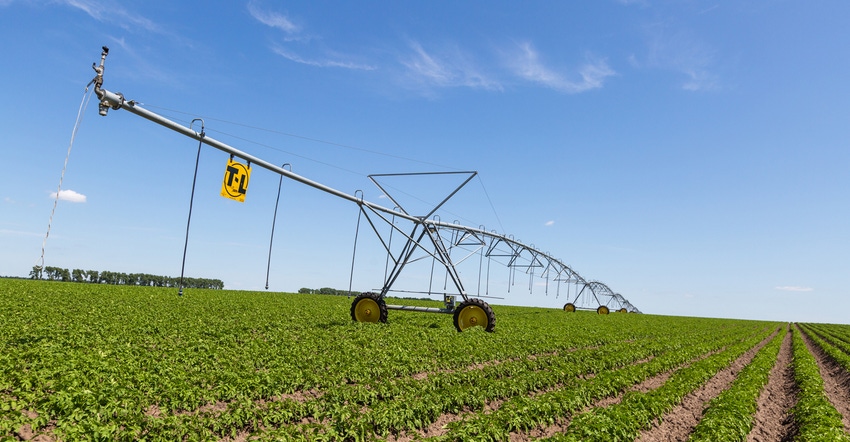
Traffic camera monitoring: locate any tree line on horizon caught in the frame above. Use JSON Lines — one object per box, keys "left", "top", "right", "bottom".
{"left": 29, "top": 266, "right": 224, "bottom": 289}
{"left": 298, "top": 287, "right": 356, "bottom": 296}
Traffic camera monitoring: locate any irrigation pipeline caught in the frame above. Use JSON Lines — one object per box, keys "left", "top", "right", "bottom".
{"left": 91, "top": 47, "right": 640, "bottom": 313}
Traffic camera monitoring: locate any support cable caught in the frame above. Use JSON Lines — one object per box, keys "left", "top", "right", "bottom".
{"left": 476, "top": 175, "right": 505, "bottom": 233}
{"left": 347, "top": 191, "right": 364, "bottom": 298}
{"left": 178, "top": 119, "right": 205, "bottom": 296}
{"left": 477, "top": 226, "right": 485, "bottom": 297}
{"left": 265, "top": 163, "right": 290, "bottom": 289}
{"left": 383, "top": 208, "right": 398, "bottom": 284}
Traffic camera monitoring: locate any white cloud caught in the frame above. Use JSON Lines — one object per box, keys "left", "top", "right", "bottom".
{"left": 58, "top": 0, "right": 164, "bottom": 34}
{"left": 506, "top": 42, "right": 615, "bottom": 93}
{"left": 51, "top": 189, "right": 87, "bottom": 203}
{"left": 252, "top": 3, "right": 378, "bottom": 72}
{"left": 775, "top": 286, "right": 813, "bottom": 292}
{"left": 247, "top": 1, "right": 300, "bottom": 34}
{"left": 639, "top": 25, "right": 719, "bottom": 91}
{"left": 404, "top": 42, "right": 453, "bottom": 86}
{"left": 400, "top": 41, "right": 502, "bottom": 92}
{"left": 271, "top": 46, "right": 376, "bottom": 71}
{"left": 545, "top": 220, "right": 555, "bottom": 226}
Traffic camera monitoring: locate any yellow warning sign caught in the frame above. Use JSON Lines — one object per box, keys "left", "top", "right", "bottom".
{"left": 221, "top": 157, "right": 251, "bottom": 202}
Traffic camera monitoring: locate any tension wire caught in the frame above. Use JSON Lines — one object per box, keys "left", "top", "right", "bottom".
{"left": 347, "top": 191, "right": 365, "bottom": 298}
{"left": 265, "top": 163, "right": 290, "bottom": 290}
{"left": 178, "top": 119, "right": 205, "bottom": 296}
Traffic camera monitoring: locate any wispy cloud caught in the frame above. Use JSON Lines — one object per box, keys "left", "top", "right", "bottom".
{"left": 250, "top": 2, "right": 377, "bottom": 72}
{"left": 246, "top": 5, "right": 610, "bottom": 96}
{"left": 247, "top": 1, "right": 300, "bottom": 34}
{"left": 400, "top": 41, "right": 501, "bottom": 92}
{"left": 634, "top": 24, "right": 719, "bottom": 91}
{"left": 775, "top": 286, "right": 813, "bottom": 292}
{"left": 270, "top": 46, "right": 376, "bottom": 71}
{"left": 545, "top": 220, "right": 555, "bottom": 226}
{"left": 506, "top": 42, "right": 615, "bottom": 93}
{"left": 4, "top": 0, "right": 164, "bottom": 34}
{"left": 58, "top": 0, "right": 164, "bottom": 34}
{"left": 51, "top": 189, "right": 87, "bottom": 203}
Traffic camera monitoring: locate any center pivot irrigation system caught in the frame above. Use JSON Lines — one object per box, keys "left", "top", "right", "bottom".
{"left": 89, "top": 47, "right": 640, "bottom": 332}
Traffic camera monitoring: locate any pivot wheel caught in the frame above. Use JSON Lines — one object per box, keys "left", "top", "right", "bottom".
{"left": 618, "top": 308, "right": 627, "bottom": 313}
{"left": 597, "top": 305, "right": 610, "bottom": 315}
{"left": 563, "top": 303, "right": 576, "bottom": 312}
{"left": 350, "top": 292, "right": 388, "bottom": 323}
{"left": 453, "top": 298, "right": 496, "bottom": 332}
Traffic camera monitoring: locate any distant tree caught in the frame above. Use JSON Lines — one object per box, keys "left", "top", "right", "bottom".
{"left": 43, "top": 266, "right": 61, "bottom": 281}
{"left": 298, "top": 287, "right": 312, "bottom": 294}
{"left": 29, "top": 266, "right": 43, "bottom": 280}
{"left": 25, "top": 265, "right": 223, "bottom": 289}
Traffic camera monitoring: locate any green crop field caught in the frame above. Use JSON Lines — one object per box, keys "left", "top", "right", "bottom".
{"left": 2, "top": 279, "right": 849, "bottom": 441}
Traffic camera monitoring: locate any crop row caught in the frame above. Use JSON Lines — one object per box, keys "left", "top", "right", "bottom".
{"left": 813, "top": 322, "right": 850, "bottom": 340}
{"left": 540, "top": 326, "right": 778, "bottom": 441}
{"left": 112, "top": 318, "right": 769, "bottom": 440}
{"left": 330, "top": 327, "right": 753, "bottom": 439}
{"left": 422, "top": 325, "right": 772, "bottom": 441}
{"left": 0, "top": 279, "right": 785, "bottom": 440}
{"left": 799, "top": 323, "right": 850, "bottom": 372}
{"left": 687, "top": 325, "right": 787, "bottom": 441}
{"left": 789, "top": 325, "right": 850, "bottom": 441}
{"left": 128, "top": 337, "right": 666, "bottom": 440}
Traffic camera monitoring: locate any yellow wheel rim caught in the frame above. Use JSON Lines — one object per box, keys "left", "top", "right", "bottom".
{"left": 618, "top": 308, "right": 627, "bottom": 313}
{"left": 597, "top": 305, "right": 609, "bottom": 315}
{"left": 457, "top": 305, "right": 488, "bottom": 330}
{"left": 564, "top": 303, "right": 576, "bottom": 312}
{"left": 354, "top": 298, "right": 381, "bottom": 322}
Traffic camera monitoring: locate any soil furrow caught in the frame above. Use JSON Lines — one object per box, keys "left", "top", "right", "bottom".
{"left": 635, "top": 327, "right": 779, "bottom": 442}
{"left": 746, "top": 324, "right": 796, "bottom": 442}
{"left": 511, "top": 348, "right": 724, "bottom": 440}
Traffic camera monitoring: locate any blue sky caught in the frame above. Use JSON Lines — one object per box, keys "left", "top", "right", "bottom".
{"left": 2, "top": 1, "right": 848, "bottom": 324}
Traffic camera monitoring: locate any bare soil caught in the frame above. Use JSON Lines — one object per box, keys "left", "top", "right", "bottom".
{"left": 746, "top": 325, "right": 796, "bottom": 442}
{"left": 13, "top": 410, "right": 56, "bottom": 442}
{"left": 512, "top": 350, "right": 718, "bottom": 440}
{"left": 635, "top": 327, "right": 780, "bottom": 442}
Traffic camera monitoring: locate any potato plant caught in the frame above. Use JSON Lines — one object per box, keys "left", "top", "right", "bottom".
{"left": 3, "top": 279, "right": 848, "bottom": 441}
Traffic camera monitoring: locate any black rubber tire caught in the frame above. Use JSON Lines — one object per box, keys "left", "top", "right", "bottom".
{"left": 453, "top": 298, "right": 496, "bottom": 332}
{"left": 596, "top": 305, "right": 610, "bottom": 315}
{"left": 350, "top": 292, "right": 388, "bottom": 323}
{"left": 563, "top": 303, "right": 576, "bottom": 312}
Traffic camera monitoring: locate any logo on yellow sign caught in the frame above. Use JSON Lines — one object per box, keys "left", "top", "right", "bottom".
{"left": 221, "top": 157, "right": 251, "bottom": 202}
